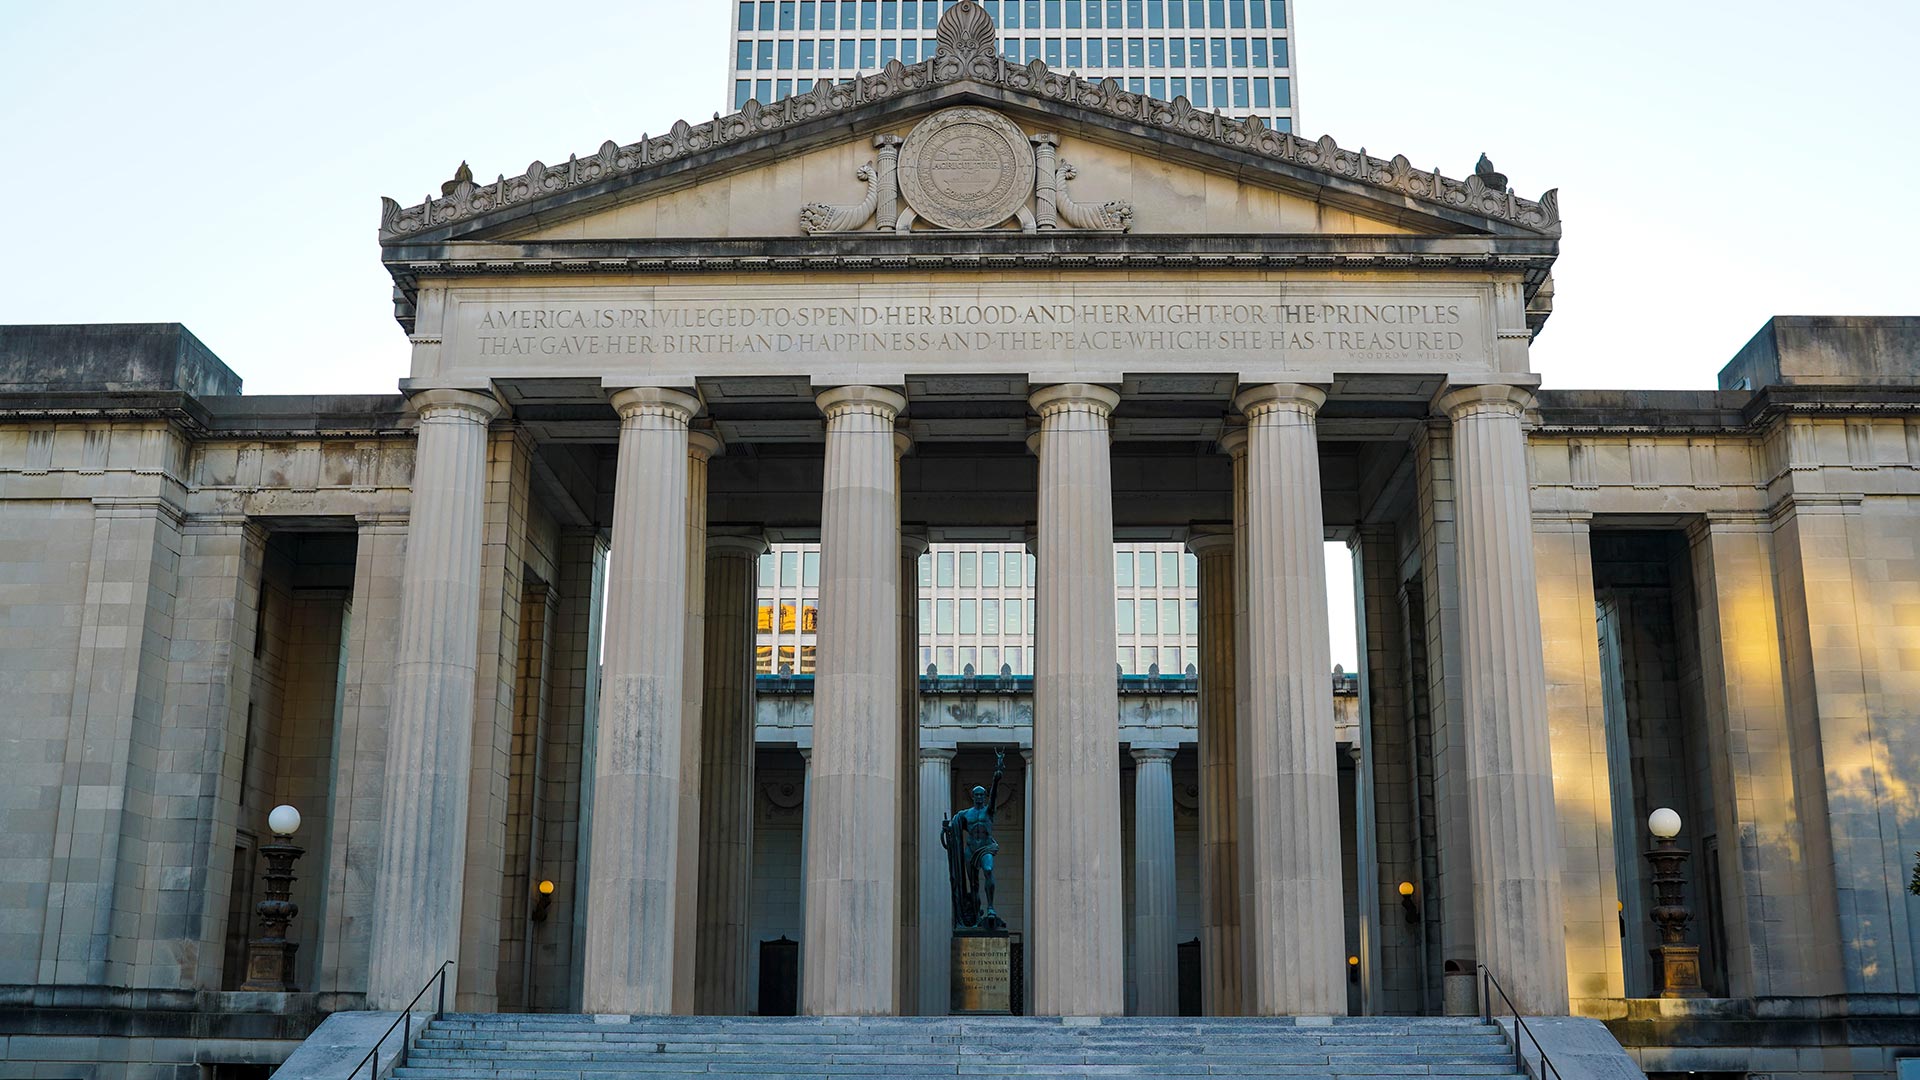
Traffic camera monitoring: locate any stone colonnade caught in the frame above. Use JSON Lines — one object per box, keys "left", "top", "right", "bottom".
{"left": 364, "top": 378, "right": 1568, "bottom": 1018}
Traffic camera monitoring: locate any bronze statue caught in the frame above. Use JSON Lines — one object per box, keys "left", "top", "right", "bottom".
{"left": 941, "top": 748, "right": 1006, "bottom": 930}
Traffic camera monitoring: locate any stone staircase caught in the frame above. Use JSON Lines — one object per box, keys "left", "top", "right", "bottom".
{"left": 390, "top": 1014, "right": 1528, "bottom": 1078}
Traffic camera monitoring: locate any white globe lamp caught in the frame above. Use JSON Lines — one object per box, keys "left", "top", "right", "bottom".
{"left": 268, "top": 804, "right": 302, "bottom": 837}
{"left": 1648, "top": 807, "right": 1681, "bottom": 840}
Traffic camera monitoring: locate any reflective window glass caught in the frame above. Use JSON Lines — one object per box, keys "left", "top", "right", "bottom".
{"left": 937, "top": 551, "right": 954, "bottom": 586}
{"left": 1272, "top": 38, "right": 1287, "bottom": 65}
{"left": 1248, "top": 0, "right": 1264, "bottom": 24}
{"left": 1127, "top": 37, "right": 1143, "bottom": 64}
{"left": 1139, "top": 646, "right": 1158, "bottom": 673}
{"left": 800, "top": 644, "right": 817, "bottom": 673}
{"left": 959, "top": 600, "right": 977, "bottom": 634}
{"left": 1128, "top": 76, "right": 1144, "bottom": 93}
{"left": 781, "top": 0, "right": 797, "bottom": 27}
{"left": 902, "top": 39, "right": 918, "bottom": 63}
{"left": 1169, "top": 36, "right": 1185, "bottom": 64}
{"left": 778, "top": 39, "right": 794, "bottom": 68}
{"left": 1005, "top": 549, "right": 1024, "bottom": 586}
{"left": 919, "top": 598, "right": 932, "bottom": 633}
{"left": 1116, "top": 599, "right": 1135, "bottom": 635}
{"left": 757, "top": 602, "right": 775, "bottom": 632}
{"left": 1188, "top": 0, "right": 1203, "bottom": 26}
{"left": 919, "top": 553, "right": 932, "bottom": 587}
{"left": 780, "top": 602, "right": 797, "bottom": 632}
{"left": 1273, "top": 75, "right": 1290, "bottom": 105}
{"left": 1147, "top": 0, "right": 1163, "bottom": 26}
{"left": 1159, "top": 598, "right": 1179, "bottom": 634}
{"left": 1002, "top": 0, "right": 1018, "bottom": 26}
{"left": 761, "top": 1, "right": 776, "bottom": 27}
{"left": 1182, "top": 552, "right": 1198, "bottom": 587}
{"left": 1167, "top": 0, "right": 1183, "bottom": 26}
{"left": 1066, "top": 37, "right": 1083, "bottom": 65}
{"left": 1159, "top": 552, "right": 1178, "bottom": 585}
{"left": 1208, "top": 0, "right": 1224, "bottom": 26}
{"left": 1085, "top": 0, "right": 1100, "bottom": 26}
{"left": 880, "top": 39, "right": 896, "bottom": 64}
{"left": 882, "top": 0, "right": 897, "bottom": 28}
{"left": 1046, "top": 37, "right": 1061, "bottom": 65}
{"left": 920, "top": 646, "right": 933, "bottom": 672}
{"left": 1028, "top": 1, "right": 1042, "bottom": 27}
{"left": 801, "top": 598, "right": 819, "bottom": 632}
{"left": 802, "top": 0, "right": 817, "bottom": 27}
{"left": 960, "top": 646, "right": 977, "bottom": 673}
{"left": 936, "top": 599, "right": 955, "bottom": 633}
{"left": 820, "top": 39, "right": 837, "bottom": 65}
{"left": 1184, "top": 598, "right": 1199, "bottom": 633}
{"left": 780, "top": 550, "right": 799, "bottom": 584}
{"left": 1166, "top": 646, "right": 1182, "bottom": 672}
{"left": 983, "top": 646, "right": 1001, "bottom": 673}
{"left": 822, "top": 0, "right": 838, "bottom": 25}
{"left": 1250, "top": 36, "right": 1266, "bottom": 65}
{"left": 1213, "top": 75, "right": 1228, "bottom": 101}
{"left": 860, "top": 38, "right": 877, "bottom": 66}
{"left": 799, "top": 40, "right": 815, "bottom": 67}
{"left": 739, "top": 1, "right": 756, "bottom": 29}
{"left": 1066, "top": 0, "right": 1082, "bottom": 27}
{"left": 759, "top": 553, "right": 775, "bottom": 586}
{"left": 757, "top": 40, "right": 774, "bottom": 67}
{"left": 1210, "top": 36, "right": 1226, "bottom": 65}
{"left": 1170, "top": 75, "right": 1186, "bottom": 98}
{"left": 775, "top": 78, "right": 792, "bottom": 98}
{"left": 1115, "top": 550, "right": 1134, "bottom": 586}
{"left": 1137, "top": 552, "right": 1155, "bottom": 586}
{"left": 862, "top": 0, "right": 878, "bottom": 27}
{"left": 936, "top": 646, "right": 955, "bottom": 673}
{"left": 1006, "top": 646, "right": 1024, "bottom": 674}
{"left": 756, "top": 78, "right": 772, "bottom": 101}
{"left": 1270, "top": 0, "right": 1284, "bottom": 27}
{"left": 982, "top": 599, "right": 1001, "bottom": 634}
{"left": 756, "top": 645, "right": 773, "bottom": 674}
{"left": 1228, "top": 0, "right": 1244, "bottom": 25}
{"left": 1107, "top": 37, "right": 1122, "bottom": 64}
{"left": 1148, "top": 37, "right": 1164, "bottom": 64}
{"left": 960, "top": 552, "right": 978, "bottom": 587}
{"left": 1230, "top": 36, "right": 1246, "bottom": 65}
{"left": 1005, "top": 598, "right": 1023, "bottom": 633}
{"left": 1253, "top": 77, "right": 1270, "bottom": 107}
{"left": 735, "top": 80, "right": 752, "bottom": 107}
{"left": 1027, "top": 36, "right": 1041, "bottom": 59}
{"left": 1046, "top": 0, "right": 1061, "bottom": 25}
{"left": 982, "top": 552, "right": 1001, "bottom": 586}
{"left": 903, "top": 0, "right": 918, "bottom": 26}
{"left": 738, "top": 41, "right": 754, "bottom": 68}
{"left": 1117, "top": 646, "right": 1134, "bottom": 674}
{"left": 1150, "top": 75, "right": 1165, "bottom": 97}
{"left": 1107, "top": 0, "right": 1122, "bottom": 25}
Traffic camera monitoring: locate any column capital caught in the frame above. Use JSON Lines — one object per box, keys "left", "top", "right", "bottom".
{"left": 708, "top": 532, "right": 769, "bottom": 560}
{"left": 816, "top": 384, "right": 907, "bottom": 421}
{"left": 1437, "top": 382, "right": 1536, "bottom": 421}
{"left": 919, "top": 746, "right": 956, "bottom": 764}
{"left": 873, "top": 134, "right": 904, "bottom": 150}
{"left": 610, "top": 385, "right": 700, "bottom": 423}
{"left": 1029, "top": 382, "right": 1121, "bottom": 418}
{"left": 407, "top": 387, "right": 504, "bottom": 423}
{"left": 688, "top": 429, "right": 725, "bottom": 462}
{"left": 1186, "top": 531, "right": 1234, "bottom": 559}
{"left": 1130, "top": 745, "right": 1179, "bottom": 765}
{"left": 901, "top": 533, "right": 930, "bottom": 560}
{"left": 1218, "top": 427, "right": 1248, "bottom": 459}
{"left": 894, "top": 430, "right": 914, "bottom": 459}
{"left": 1232, "top": 382, "right": 1327, "bottom": 420}
{"left": 1030, "top": 132, "right": 1060, "bottom": 148}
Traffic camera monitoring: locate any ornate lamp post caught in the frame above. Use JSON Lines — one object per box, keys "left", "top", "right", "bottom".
{"left": 240, "top": 804, "right": 306, "bottom": 992}
{"left": 1644, "top": 807, "right": 1705, "bottom": 998}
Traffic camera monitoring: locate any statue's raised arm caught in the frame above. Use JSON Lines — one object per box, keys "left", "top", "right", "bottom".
{"left": 987, "top": 747, "right": 1007, "bottom": 814}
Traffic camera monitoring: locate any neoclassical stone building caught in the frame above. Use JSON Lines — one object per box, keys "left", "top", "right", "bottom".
{"left": 2, "top": 5, "right": 1918, "bottom": 1078}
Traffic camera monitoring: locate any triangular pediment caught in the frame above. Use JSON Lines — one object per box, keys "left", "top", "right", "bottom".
{"left": 378, "top": 5, "right": 1556, "bottom": 252}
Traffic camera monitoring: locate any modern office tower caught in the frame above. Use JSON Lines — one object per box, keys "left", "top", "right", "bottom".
{"left": 755, "top": 541, "right": 1199, "bottom": 676}
{"left": 729, "top": 0, "right": 1296, "bottom": 131}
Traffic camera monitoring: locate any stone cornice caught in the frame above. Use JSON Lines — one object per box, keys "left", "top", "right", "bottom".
{"left": 378, "top": 36, "right": 1558, "bottom": 246}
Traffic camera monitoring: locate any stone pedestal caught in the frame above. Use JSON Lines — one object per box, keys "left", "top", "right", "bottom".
{"left": 366, "top": 388, "right": 501, "bottom": 1009}
{"left": 951, "top": 931, "right": 1012, "bottom": 1015}
{"left": 583, "top": 386, "right": 698, "bottom": 1015}
{"left": 801, "top": 385, "right": 904, "bottom": 1016}
{"left": 1440, "top": 384, "right": 1569, "bottom": 1016}
{"left": 1234, "top": 383, "right": 1346, "bottom": 1016}
{"left": 1027, "top": 383, "right": 1125, "bottom": 1017}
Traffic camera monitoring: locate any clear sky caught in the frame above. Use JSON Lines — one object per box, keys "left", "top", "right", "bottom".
{"left": 4, "top": 0, "right": 1915, "bottom": 670}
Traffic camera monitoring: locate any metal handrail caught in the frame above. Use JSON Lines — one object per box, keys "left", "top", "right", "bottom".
{"left": 350, "top": 960, "right": 455, "bottom": 1080}
{"left": 1478, "top": 964, "right": 1563, "bottom": 1080}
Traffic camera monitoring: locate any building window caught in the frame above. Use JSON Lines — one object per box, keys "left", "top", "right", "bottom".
{"left": 1005, "top": 646, "right": 1024, "bottom": 674}
{"left": 859, "top": 38, "right": 876, "bottom": 67}
{"left": 982, "top": 599, "right": 1001, "bottom": 634}
{"left": 983, "top": 645, "right": 1001, "bottom": 673}
{"left": 1066, "top": 37, "right": 1082, "bottom": 66}
{"left": 1158, "top": 551, "right": 1178, "bottom": 585}
{"left": 981, "top": 551, "right": 1001, "bottom": 587}
{"left": 1107, "top": 36, "right": 1122, "bottom": 64}
{"left": 1253, "top": 77, "right": 1270, "bottom": 107}
{"left": 802, "top": 0, "right": 817, "bottom": 28}
{"left": 1184, "top": 598, "right": 1199, "bottom": 633}
{"left": 1269, "top": 0, "right": 1284, "bottom": 28}
{"left": 1166, "top": 646, "right": 1183, "bottom": 672}
{"left": 1232, "top": 76, "right": 1249, "bottom": 107}
{"left": 820, "top": 39, "right": 836, "bottom": 66}
{"left": 959, "top": 600, "right": 978, "bottom": 634}
{"left": 960, "top": 646, "right": 978, "bottom": 673}
{"left": 1207, "top": 0, "right": 1224, "bottom": 27}
{"left": 880, "top": 39, "right": 896, "bottom": 65}
{"left": 1160, "top": 598, "right": 1181, "bottom": 635}
{"left": 1212, "top": 75, "right": 1228, "bottom": 103}
{"left": 822, "top": 0, "right": 838, "bottom": 25}
{"left": 1127, "top": 36, "right": 1143, "bottom": 65}
{"left": 778, "top": 644, "right": 796, "bottom": 671}
{"left": 1150, "top": 76, "right": 1164, "bottom": 96}
{"left": 1170, "top": 76, "right": 1186, "bottom": 99}
{"left": 903, "top": 0, "right": 919, "bottom": 27}
{"left": 1228, "top": 0, "right": 1245, "bottom": 26}
{"left": 1271, "top": 38, "right": 1287, "bottom": 66}
{"left": 1066, "top": 0, "right": 1082, "bottom": 27}
{"left": 776, "top": 78, "right": 792, "bottom": 98}
{"left": 1127, "top": 0, "right": 1144, "bottom": 25}
{"left": 778, "top": 39, "right": 794, "bottom": 68}
{"left": 882, "top": 0, "right": 897, "bottom": 27}
{"left": 960, "top": 551, "right": 977, "bottom": 587}
{"left": 1167, "top": 0, "right": 1184, "bottom": 27}
{"left": 1106, "top": 0, "right": 1123, "bottom": 25}
{"left": 800, "top": 644, "right": 817, "bottom": 673}
{"left": 1148, "top": 36, "right": 1164, "bottom": 65}
{"left": 936, "top": 646, "right": 955, "bottom": 674}
{"left": 734, "top": 81, "right": 752, "bottom": 108}
{"left": 758, "top": 602, "right": 775, "bottom": 632}
{"left": 737, "top": 41, "right": 754, "bottom": 70}
{"left": 1190, "top": 78, "right": 1206, "bottom": 106}
{"left": 1169, "top": 37, "right": 1185, "bottom": 65}
{"left": 902, "top": 39, "right": 918, "bottom": 62}
{"left": 861, "top": 0, "right": 877, "bottom": 27}
{"left": 1181, "top": 552, "right": 1198, "bottom": 586}
{"left": 801, "top": 598, "right": 819, "bottom": 633}
{"left": 755, "top": 78, "right": 772, "bottom": 102}
{"left": 936, "top": 599, "right": 955, "bottom": 634}
{"left": 781, "top": 0, "right": 797, "bottom": 27}
{"left": 1230, "top": 36, "right": 1246, "bottom": 66}
{"left": 1046, "top": 36, "right": 1062, "bottom": 65}
{"left": 1116, "top": 599, "right": 1135, "bottom": 635}
{"left": 780, "top": 601, "right": 798, "bottom": 633}
{"left": 1273, "top": 76, "right": 1290, "bottom": 106}
{"left": 739, "top": 1, "right": 756, "bottom": 29}
{"left": 919, "top": 553, "right": 932, "bottom": 587}
{"left": 1139, "top": 645, "right": 1158, "bottom": 673}
{"left": 756, "top": 645, "right": 773, "bottom": 674}
{"left": 1005, "top": 598, "right": 1024, "bottom": 634}
{"left": 919, "top": 598, "right": 932, "bottom": 633}
{"left": 799, "top": 40, "right": 815, "bottom": 68}
{"left": 761, "top": 0, "right": 777, "bottom": 28}
{"left": 1209, "top": 36, "right": 1226, "bottom": 65}
{"left": 937, "top": 551, "right": 954, "bottom": 586}
{"left": 1136, "top": 552, "right": 1155, "bottom": 586}
{"left": 1117, "top": 646, "right": 1134, "bottom": 674}
{"left": 1005, "top": 549, "right": 1024, "bottom": 587}
{"left": 1248, "top": 0, "right": 1265, "bottom": 25}
{"left": 920, "top": 646, "right": 933, "bottom": 672}
{"left": 1115, "top": 550, "right": 1134, "bottom": 586}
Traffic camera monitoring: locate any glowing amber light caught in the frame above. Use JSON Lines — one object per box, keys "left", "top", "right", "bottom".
{"left": 538, "top": 880, "right": 556, "bottom": 896}
{"left": 1398, "top": 881, "right": 1415, "bottom": 898}
{"left": 1347, "top": 955, "right": 1359, "bottom": 966}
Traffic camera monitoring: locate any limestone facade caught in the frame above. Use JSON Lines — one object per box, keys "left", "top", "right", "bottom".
{"left": 1, "top": 6, "right": 1918, "bottom": 1075}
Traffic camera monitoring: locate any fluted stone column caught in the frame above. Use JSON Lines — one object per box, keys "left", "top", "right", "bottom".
{"left": 367, "top": 388, "right": 501, "bottom": 1008}
{"left": 1188, "top": 532, "right": 1242, "bottom": 1016}
{"left": 583, "top": 386, "right": 699, "bottom": 1015}
{"left": 802, "top": 385, "right": 904, "bottom": 1015}
{"left": 1131, "top": 747, "right": 1180, "bottom": 1015}
{"left": 1234, "top": 383, "right": 1346, "bottom": 1016}
{"left": 1439, "top": 384, "right": 1569, "bottom": 1015}
{"left": 898, "top": 527, "right": 928, "bottom": 1013}
{"left": 1029, "top": 382, "right": 1125, "bottom": 1016}
{"left": 694, "top": 534, "right": 767, "bottom": 1014}
{"left": 1221, "top": 427, "right": 1256, "bottom": 1013}
{"left": 672, "top": 430, "right": 720, "bottom": 1013}
{"left": 916, "top": 747, "right": 955, "bottom": 1014}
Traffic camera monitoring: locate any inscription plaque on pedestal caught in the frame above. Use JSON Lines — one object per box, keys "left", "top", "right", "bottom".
{"left": 951, "top": 931, "right": 1011, "bottom": 1014}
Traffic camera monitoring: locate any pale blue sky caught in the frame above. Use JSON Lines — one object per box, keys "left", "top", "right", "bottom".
{"left": 4, "top": 1, "right": 1914, "bottom": 669}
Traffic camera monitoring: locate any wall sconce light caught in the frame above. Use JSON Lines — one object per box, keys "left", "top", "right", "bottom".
{"left": 1398, "top": 880, "right": 1419, "bottom": 924}
{"left": 532, "top": 879, "right": 555, "bottom": 922}
{"left": 1347, "top": 954, "right": 1360, "bottom": 984}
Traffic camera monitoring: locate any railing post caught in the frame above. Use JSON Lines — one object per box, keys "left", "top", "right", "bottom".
{"left": 438, "top": 963, "right": 447, "bottom": 1016}
{"left": 402, "top": 1011, "right": 410, "bottom": 1067}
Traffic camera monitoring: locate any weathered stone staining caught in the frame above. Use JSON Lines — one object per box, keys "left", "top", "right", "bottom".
{"left": 6, "top": 2, "right": 1920, "bottom": 1077}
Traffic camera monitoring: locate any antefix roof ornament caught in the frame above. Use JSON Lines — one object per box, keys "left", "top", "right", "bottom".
{"left": 379, "top": 0, "right": 1559, "bottom": 243}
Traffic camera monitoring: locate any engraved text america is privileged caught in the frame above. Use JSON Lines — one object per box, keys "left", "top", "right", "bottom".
{"left": 469, "top": 300, "right": 1472, "bottom": 361}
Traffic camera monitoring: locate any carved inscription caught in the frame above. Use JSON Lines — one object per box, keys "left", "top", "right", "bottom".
{"left": 898, "top": 108, "right": 1035, "bottom": 230}
{"left": 467, "top": 299, "right": 1472, "bottom": 363}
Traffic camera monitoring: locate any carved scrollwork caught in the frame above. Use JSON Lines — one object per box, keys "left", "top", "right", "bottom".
{"left": 378, "top": 0, "right": 1559, "bottom": 240}
{"left": 1055, "top": 161, "right": 1133, "bottom": 232}
{"left": 799, "top": 162, "right": 879, "bottom": 234}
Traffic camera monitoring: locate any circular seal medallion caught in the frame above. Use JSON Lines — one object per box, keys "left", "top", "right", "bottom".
{"left": 897, "top": 108, "right": 1035, "bottom": 231}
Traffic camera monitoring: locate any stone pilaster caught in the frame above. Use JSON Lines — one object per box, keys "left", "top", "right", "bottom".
{"left": 916, "top": 746, "right": 955, "bottom": 1014}
{"left": 1439, "top": 383, "right": 1568, "bottom": 1016}
{"left": 694, "top": 533, "right": 768, "bottom": 1015}
{"left": 1233, "top": 383, "right": 1346, "bottom": 1016}
{"left": 802, "top": 385, "right": 904, "bottom": 1016}
{"left": 671, "top": 430, "right": 719, "bottom": 1013}
{"left": 874, "top": 135, "right": 903, "bottom": 231}
{"left": 1028, "top": 382, "right": 1125, "bottom": 1017}
{"left": 1188, "top": 532, "right": 1241, "bottom": 1016}
{"left": 1221, "top": 427, "right": 1256, "bottom": 1013}
{"left": 1131, "top": 747, "right": 1180, "bottom": 1015}
{"left": 897, "top": 526, "right": 928, "bottom": 1013}
{"left": 367, "top": 388, "right": 502, "bottom": 1008}
{"left": 582, "top": 386, "right": 699, "bottom": 1015}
